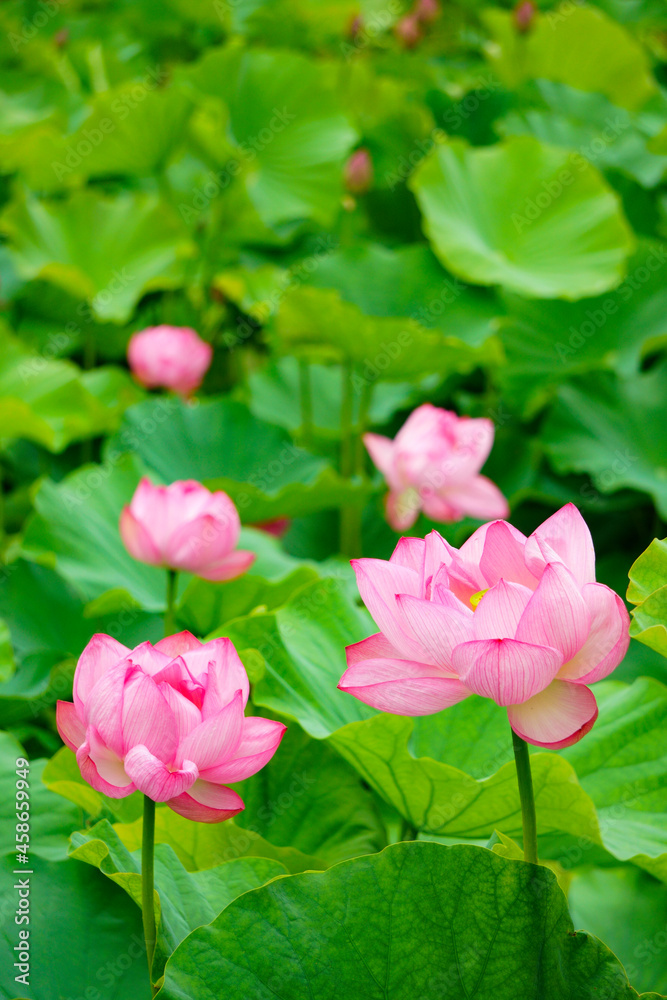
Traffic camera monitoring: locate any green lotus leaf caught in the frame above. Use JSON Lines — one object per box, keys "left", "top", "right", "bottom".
{"left": 273, "top": 285, "right": 479, "bottom": 379}
{"left": 628, "top": 538, "right": 667, "bottom": 657}
{"left": 569, "top": 866, "right": 667, "bottom": 996}
{"left": 541, "top": 363, "right": 667, "bottom": 516}
{"left": 159, "top": 842, "right": 649, "bottom": 1000}
{"left": 114, "top": 806, "right": 324, "bottom": 875}
{"left": 409, "top": 135, "right": 634, "bottom": 299}
{"left": 108, "top": 396, "right": 371, "bottom": 521}
{"left": 0, "top": 327, "right": 143, "bottom": 451}
{"left": 0, "top": 189, "right": 195, "bottom": 322}
{"left": 482, "top": 5, "right": 657, "bottom": 111}
{"left": 497, "top": 240, "right": 667, "bottom": 416}
{"left": 0, "top": 732, "right": 81, "bottom": 861}
{"left": 70, "top": 820, "right": 286, "bottom": 976}
{"left": 183, "top": 46, "right": 357, "bottom": 226}
{"left": 496, "top": 81, "right": 667, "bottom": 189}
{"left": 0, "top": 854, "right": 150, "bottom": 1000}
{"left": 58, "top": 82, "right": 192, "bottom": 180}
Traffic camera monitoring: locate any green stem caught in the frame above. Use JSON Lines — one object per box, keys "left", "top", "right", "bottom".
{"left": 0, "top": 461, "right": 5, "bottom": 563}
{"left": 298, "top": 359, "right": 313, "bottom": 447}
{"left": 339, "top": 362, "right": 361, "bottom": 557}
{"left": 511, "top": 728, "right": 538, "bottom": 864}
{"left": 81, "top": 331, "right": 96, "bottom": 464}
{"left": 354, "top": 378, "right": 374, "bottom": 477}
{"left": 339, "top": 361, "right": 354, "bottom": 480}
{"left": 83, "top": 329, "right": 96, "bottom": 371}
{"left": 400, "top": 818, "right": 418, "bottom": 842}
{"left": 165, "top": 569, "right": 178, "bottom": 636}
{"left": 141, "top": 795, "right": 157, "bottom": 996}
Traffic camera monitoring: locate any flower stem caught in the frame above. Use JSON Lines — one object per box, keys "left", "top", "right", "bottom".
{"left": 511, "top": 728, "right": 538, "bottom": 864}
{"left": 400, "top": 817, "right": 418, "bottom": 842}
{"left": 339, "top": 361, "right": 362, "bottom": 557}
{"left": 141, "top": 795, "right": 158, "bottom": 996}
{"left": 0, "top": 461, "right": 5, "bottom": 564}
{"left": 165, "top": 569, "right": 178, "bottom": 636}
{"left": 354, "top": 378, "right": 374, "bottom": 478}
{"left": 298, "top": 358, "right": 313, "bottom": 447}
{"left": 339, "top": 360, "right": 354, "bottom": 481}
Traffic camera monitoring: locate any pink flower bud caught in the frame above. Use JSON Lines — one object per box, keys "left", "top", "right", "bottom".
{"left": 120, "top": 478, "right": 255, "bottom": 582}
{"left": 394, "top": 14, "right": 422, "bottom": 48}
{"left": 364, "top": 403, "right": 509, "bottom": 531}
{"left": 57, "top": 631, "right": 286, "bottom": 820}
{"left": 513, "top": 0, "right": 537, "bottom": 33}
{"left": 344, "top": 148, "right": 374, "bottom": 195}
{"left": 339, "top": 503, "right": 630, "bottom": 749}
{"left": 127, "top": 325, "right": 213, "bottom": 397}
{"left": 414, "top": 0, "right": 440, "bottom": 24}
{"left": 348, "top": 13, "right": 363, "bottom": 38}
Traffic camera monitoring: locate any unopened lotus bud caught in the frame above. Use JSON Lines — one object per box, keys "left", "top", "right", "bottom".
{"left": 348, "top": 13, "right": 363, "bottom": 38}
{"left": 344, "top": 148, "right": 373, "bottom": 195}
{"left": 415, "top": 0, "right": 440, "bottom": 24}
{"left": 513, "top": 0, "right": 537, "bottom": 33}
{"left": 394, "top": 13, "right": 422, "bottom": 48}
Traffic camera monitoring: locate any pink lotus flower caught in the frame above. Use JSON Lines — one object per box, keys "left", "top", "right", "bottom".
{"left": 57, "top": 632, "right": 286, "bottom": 822}
{"left": 127, "top": 325, "right": 213, "bottom": 396}
{"left": 120, "top": 479, "right": 255, "bottom": 582}
{"left": 339, "top": 504, "right": 630, "bottom": 748}
{"left": 364, "top": 404, "right": 509, "bottom": 531}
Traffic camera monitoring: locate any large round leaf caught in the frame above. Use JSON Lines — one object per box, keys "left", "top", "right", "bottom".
{"left": 70, "top": 820, "right": 286, "bottom": 977}
{"left": 109, "top": 396, "right": 370, "bottom": 521}
{"left": 183, "top": 47, "right": 357, "bottom": 226}
{"left": 159, "top": 842, "right": 647, "bottom": 1000}
{"left": 62, "top": 84, "right": 192, "bottom": 180}
{"left": 496, "top": 81, "right": 667, "bottom": 190}
{"left": 273, "top": 285, "right": 479, "bottom": 378}
{"left": 541, "top": 363, "right": 667, "bottom": 516}
{"left": 409, "top": 136, "right": 634, "bottom": 300}
{"left": 305, "top": 242, "right": 503, "bottom": 347}
{"left": 497, "top": 240, "right": 667, "bottom": 415}
{"left": 0, "top": 189, "right": 195, "bottom": 322}
{"left": 0, "top": 327, "right": 142, "bottom": 451}
{"left": 628, "top": 538, "right": 667, "bottom": 657}
{"left": 482, "top": 5, "right": 657, "bottom": 111}
{"left": 0, "top": 855, "right": 150, "bottom": 1000}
